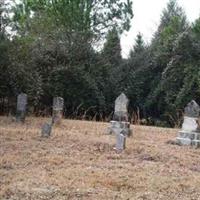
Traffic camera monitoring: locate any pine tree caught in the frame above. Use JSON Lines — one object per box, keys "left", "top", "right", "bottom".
{"left": 144, "top": 0, "right": 189, "bottom": 122}
{"left": 102, "top": 28, "right": 122, "bottom": 66}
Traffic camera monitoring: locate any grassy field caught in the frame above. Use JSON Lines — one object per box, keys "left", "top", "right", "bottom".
{"left": 1, "top": 117, "right": 200, "bottom": 200}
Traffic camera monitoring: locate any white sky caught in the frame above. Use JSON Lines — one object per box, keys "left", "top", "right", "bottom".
{"left": 121, "top": 0, "right": 200, "bottom": 58}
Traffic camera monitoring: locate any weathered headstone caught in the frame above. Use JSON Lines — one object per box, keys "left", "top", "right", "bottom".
{"left": 108, "top": 121, "right": 131, "bottom": 136}
{"left": 16, "top": 93, "right": 27, "bottom": 122}
{"left": 52, "top": 97, "right": 64, "bottom": 125}
{"left": 115, "top": 130, "right": 126, "bottom": 151}
{"left": 107, "top": 93, "right": 132, "bottom": 137}
{"left": 114, "top": 93, "right": 129, "bottom": 121}
{"left": 106, "top": 93, "right": 132, "bottom": 152}
{"left": 41, "top": 122, "right": 52, "bottom": 138}
{"left": 176, "top": 100, "right": 200, "bottom": 147}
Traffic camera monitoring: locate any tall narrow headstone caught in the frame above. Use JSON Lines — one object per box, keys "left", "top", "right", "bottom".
{"left": 52, "top": 97, "right": 64, "bottom": 125}
{"left": 16, "top": 93, "right": 27, "bottom": 123}
{"left": 176, "top": 100, "right": 200, "bottom": 147}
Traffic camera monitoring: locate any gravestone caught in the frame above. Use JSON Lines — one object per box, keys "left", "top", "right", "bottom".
{"left": 107, "top": 93, "right": 132, "bottom": 152}
{"left": 107, "top": 93, "right": 132, "bottom": 137}
{"left": 114, "top": 93, "right": 129, "bottom": 121}
{"left": 52, "top": 97, "right": 64, "bottom": 125}
{"left": 116, "top": 132, "right": 126, "bottom": 151}
{"left": 176, "top": 100, "right": 200, "bottom": 147}
{"left": 16, "top": 93, "right": 27, "bottom": 122}
{"left": 108, "top": 120, "right": 131, "bottom": 136}
{"left": 41, "top": 122, "right": 52, "bottom": 138}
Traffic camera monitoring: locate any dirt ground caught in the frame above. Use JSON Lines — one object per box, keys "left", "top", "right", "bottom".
{"left": 1, "top": 117, "right": 200, "bottom": 200}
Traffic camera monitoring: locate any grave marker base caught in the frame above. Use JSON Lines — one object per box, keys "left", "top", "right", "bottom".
{"left": 176, "top": 131, "right": 200, "bottom": 148}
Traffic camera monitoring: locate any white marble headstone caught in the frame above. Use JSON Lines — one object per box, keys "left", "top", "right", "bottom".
{"left": 182, "top": 117, "right": 199, "bottom": 132}
{"left": 176, "top": 100, "right": 200, "bottom": 147}
{"left": 182, "top": 100, "right": 200, "bottom": 132}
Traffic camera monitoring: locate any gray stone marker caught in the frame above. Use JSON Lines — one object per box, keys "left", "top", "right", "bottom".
{"left": 107, "top": 93, "right": 132, "bottom": 137}
{"left": 52, "top": 97, "right": 64, "bottom": 124}
{"left": 114, "top": 126, "right": 127, "bottom": 151}
{"left": 176, "top": 100, "right": 200, "bottom": 148}
{"left": 114, "top": 93, "right": 129, "bottom": 121}
{"left": 116, "top": 133, "right": 126, "bottom": 151}
{"left": 16, "top": 93, "right": 27, "bottom": 122}
{"left": 41, "top": 122, "right": 52, "bottom": 138}
{"left": 108, "top": 120, "right": 131, "bottom": 136}
{"left": 107, "top": 93, "right": 132, "bottom": 152}
{"left": 41, "top": 97, "right": 63, "bottom": 137}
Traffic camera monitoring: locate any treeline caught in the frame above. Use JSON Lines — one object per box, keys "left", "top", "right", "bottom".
{"left": 0, "top": 0, "right": 200, "bottom": 127}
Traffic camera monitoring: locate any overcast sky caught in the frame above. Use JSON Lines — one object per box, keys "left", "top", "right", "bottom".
{"left": 121, "top": 0, "right": 200, "bottom": 58}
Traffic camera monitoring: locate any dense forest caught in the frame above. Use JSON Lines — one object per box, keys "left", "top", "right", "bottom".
{"left": 0, "top": 0, "right": 200, "bottom": 127}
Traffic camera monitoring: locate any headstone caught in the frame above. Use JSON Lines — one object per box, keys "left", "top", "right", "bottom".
{"left": 106, "top": 93, "right": 132, "bottom": 152}
{"left": 114, "top": 93, "right": 129, "bottom": 121}
{"left": 16, "top": 93, "right": 27, "bottom": 122}
{"left": 184, "top": 100, "right": 200, "bottom": 118}
{"left": 116, "top": 133, "right": 126, "bottom": 151}
{"left": 176, "top": 100, "right": 200, "bottom": 148}
{"left": 41, "top": 123, "right": 52, "bottom": 138}
{"left": 107, "top": 120, "right": 132, "bottom": 137}
{"left": 107, "top": 93, "right": 132, "bottom": 137}
{"left": 52, "top": 97, "right": 64, "bottom": 124}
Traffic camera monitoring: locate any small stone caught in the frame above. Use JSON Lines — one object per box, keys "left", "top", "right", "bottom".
{"left": 41, "top": 123, "right": 52, "bottom": 137}
{"left": 176, "top": 137, "right": 191, "bottom": 145}
{"left": 116, "top": 133, "right": 126, "bottom": 151}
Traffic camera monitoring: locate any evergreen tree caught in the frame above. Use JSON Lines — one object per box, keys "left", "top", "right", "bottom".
{"left": 103, "top": 27, "right": 122, "bottom": 66}
{"left": 144, "top": 0, "right": 189, "bottom": 123}
{"left": 97, "top": 28, "right": 123, "bottom": 115}
{"left": 126, "top": 33, "right": 151, "bottom": 117}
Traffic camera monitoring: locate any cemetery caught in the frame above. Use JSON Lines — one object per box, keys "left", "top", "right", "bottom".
{"left": 1, "top": 94, "right": 200, "bottom": 199}
{"left": 1, "top": 0, "right": 200, "bottom": 199}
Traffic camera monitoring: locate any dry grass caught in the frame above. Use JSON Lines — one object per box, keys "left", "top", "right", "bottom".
{"left": 1, "top": 117, "right": 200, "bottom": 200}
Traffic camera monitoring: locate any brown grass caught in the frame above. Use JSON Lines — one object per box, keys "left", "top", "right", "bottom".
{"left": 1, "top": 117, "right": 200, "bottom": 200}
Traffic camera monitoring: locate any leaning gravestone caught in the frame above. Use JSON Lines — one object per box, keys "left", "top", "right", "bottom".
{"left": 52, "top": 97, "right": 64, "bottom": 125}
{"left": 16, "top": 93, "right": 27, "bottom": 123}
{"left": 176, "top": 100, "right": 200, "bottom": 148}
{"left": 107, "top": 93, "right": 132, "bottom": 151}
